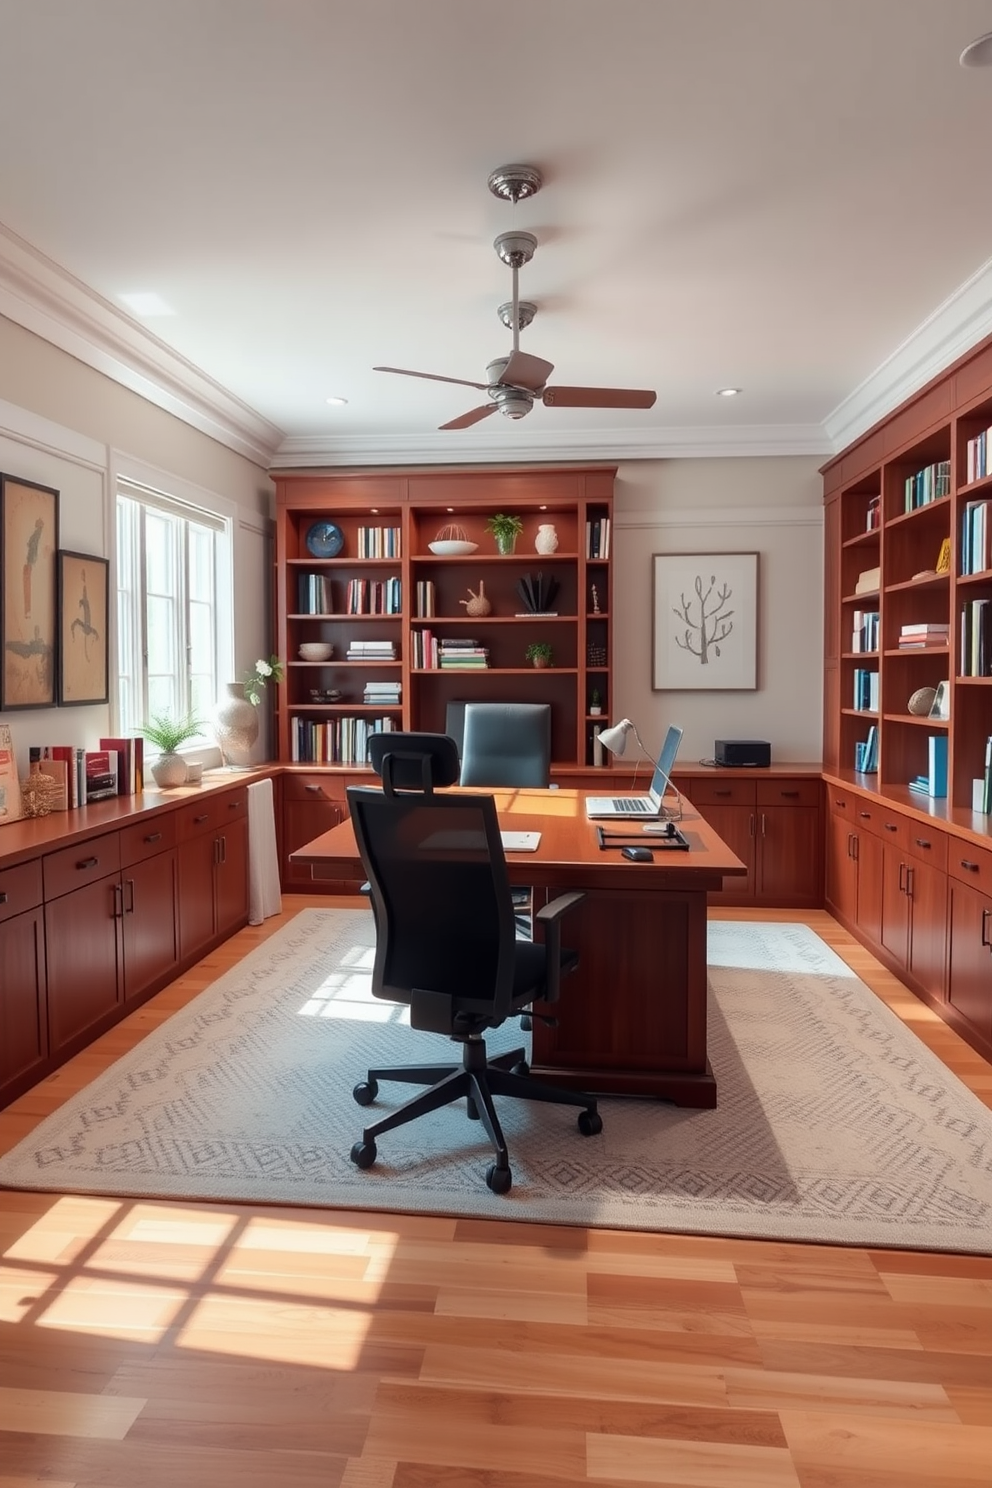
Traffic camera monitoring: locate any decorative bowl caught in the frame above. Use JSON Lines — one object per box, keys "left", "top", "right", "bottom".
{"left": 298, "top": 642, "right": 333, "bottom": 662}
{"left": 428, "top": 539, "right": 478, "bottom": 556}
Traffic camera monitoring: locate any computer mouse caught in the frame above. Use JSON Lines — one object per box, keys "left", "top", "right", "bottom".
{"left": 621, "top": 845, "right": 653, "bottom": 862}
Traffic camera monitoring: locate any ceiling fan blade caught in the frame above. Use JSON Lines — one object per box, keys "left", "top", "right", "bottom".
{"left": 499, "top": 350, "right": 555, "bottom": 391}
{"left": 374, "top": 365, "right": 489, "bottom": 391}
{"left": 543, "top": 386, "right": 657, "bottom": 409}
{"left": 439, "top": 403, "right": 498, "bottom": 431}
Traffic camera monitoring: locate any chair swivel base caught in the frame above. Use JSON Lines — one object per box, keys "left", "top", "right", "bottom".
{"left": 351, "top": 1035, "right": 602, "bottom": 1194}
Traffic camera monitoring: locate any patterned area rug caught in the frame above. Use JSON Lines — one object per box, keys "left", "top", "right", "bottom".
{"left": 2, "top": 909, "right": 990, "bottom": 1250}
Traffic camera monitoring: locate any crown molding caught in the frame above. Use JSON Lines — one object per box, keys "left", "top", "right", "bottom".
{"left": 823, "top": 254, "right": 992, "bottom": 453}
{"left": 269, "top": 422, "right": 832, "bottom": 468}
{"left": 0, "top": 223, "right": 283, "bottom": 467}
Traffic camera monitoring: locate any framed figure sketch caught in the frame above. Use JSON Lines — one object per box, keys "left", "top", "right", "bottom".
{"left": 0, "top": 475, "right": 59, "bottom": 710}
{"left": 653, "top": 552, "right": 758, "bottom": 691}
{"left": 58, "top": 550, "right": 109, "bottom": 705}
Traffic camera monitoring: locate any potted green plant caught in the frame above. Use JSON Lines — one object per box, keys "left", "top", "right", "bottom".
{"left": 486, "top": 512, "right": 524, "bottom": 555}
{"left": 142, "top": 709, "right": 203, "bottom": 789}
{"left": 525, "top": 641, "right": 554, "bottom": 669}
{"left": 590, "top": 688, "right": 602, "bottom": 715}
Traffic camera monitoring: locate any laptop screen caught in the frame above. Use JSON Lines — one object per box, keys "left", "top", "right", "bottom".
{"left": 648, "top": 725, "right": 684, "bottom": 798}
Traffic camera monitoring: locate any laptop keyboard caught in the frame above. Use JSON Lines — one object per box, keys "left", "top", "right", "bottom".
{"left": 612, "top": 797, "right": 651, "bottom": 813}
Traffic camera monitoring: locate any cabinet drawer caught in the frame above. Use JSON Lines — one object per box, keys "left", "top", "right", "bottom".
{"left": 283, "top": 772, "right": 347, "bottom": 805}
{"left": 904, "top": 822, "right": 948, "bottom": 872}
{"left": 851, "top": 798, "right": 897, "bottom": 838}
{"left": 756, "top": 779, "right": 821, "bottom": 808}
{"left": 120, "top": 814, "right": 177, "bottom": 867}
{"left": 43, "top": 832, "right": 121, "bottom": 901}
{"left": 948, "top": 840, "right": 992, "bottom": 895}
{"left": 873, "top": 808, "right": 911, "bottom": 851}
{"left": 685, "top": 778, "right": 756, "bottom": 807}
{"left": 826, "top": 787, "right": 858, "bottom": 822}
{"left": 0, "top": 858, "right": 43, "bottom": 922}
{"left": 176, "top": 787, "right": 247, "bottom": 840}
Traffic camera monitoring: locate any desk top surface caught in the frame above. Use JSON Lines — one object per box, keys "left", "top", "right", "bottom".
{"left": 292, "top": 785, "right": 748, "bottom": 889}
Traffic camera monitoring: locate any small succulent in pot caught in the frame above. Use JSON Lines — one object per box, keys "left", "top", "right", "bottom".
{"left": 525, "top": 641, "right": 554, "bottom": 669}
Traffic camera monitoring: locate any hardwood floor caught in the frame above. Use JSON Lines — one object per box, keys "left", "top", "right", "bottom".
{"left": 1, "top": 899, "right": 990, "bottom": 1487}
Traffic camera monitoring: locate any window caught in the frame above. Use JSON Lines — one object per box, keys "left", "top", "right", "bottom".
{"left": 115, "top": 479, "right": 233, "bottom": 741}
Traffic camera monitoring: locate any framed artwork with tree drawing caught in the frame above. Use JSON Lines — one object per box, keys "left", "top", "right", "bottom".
{"left": 0, "top": 474, "right": 59, "bottom": 710}
{"left": 652, "top": 552, "right": 758, "bottom": 690}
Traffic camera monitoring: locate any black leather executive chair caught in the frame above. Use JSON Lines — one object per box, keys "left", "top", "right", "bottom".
{"left": 459, "top": 702, "right": 552, "bottom": 787}
{"left": 347, "top": 736, "right": 602, "bottom": 1194}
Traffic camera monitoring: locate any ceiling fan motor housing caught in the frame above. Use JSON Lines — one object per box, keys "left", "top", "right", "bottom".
{"left": 494, "top": 389, "right": 534, "bottom": 419}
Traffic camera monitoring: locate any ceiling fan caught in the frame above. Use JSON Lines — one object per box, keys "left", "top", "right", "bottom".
{"left": 374, "top": 164, "right": 657, "bottom": 431}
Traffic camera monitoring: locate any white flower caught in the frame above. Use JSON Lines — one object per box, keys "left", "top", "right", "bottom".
{"left": 256, "top": 659, "right": 272, "bottom": 677}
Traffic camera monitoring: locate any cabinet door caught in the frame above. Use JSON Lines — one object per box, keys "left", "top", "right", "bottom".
{"left": 826, "top": 811, "right": 858, "bottom": 922}
{"left": 281, "top": 778, "right": 345, "bottom": 889}
{"left": 215, "top": 816, "right": 249, "bottom": 939}
{"left": 0, "top": 907, "right": 47, "bottom": 1097}
{"left": 46, "top": 874, "right": 122, "bottom": 1053}
{"left": 692, "top": 802, "right": 755, "bottom": 902}
{"left": 880, "top": 841, "right": 911, "bottom": 968}
{"left": 855, "top": 829, "right": 884, "bottom": 945}
{"left": 178, "top": 833, "right": 218, "bottom": 962}
{"left": 122, "top": 849, "right": 179, "bottom": 1002}
{"left": 947, "top": 879, "right": 992, "bottom": 1050}
{"left": 756, "top": 806, "right": 822, "bottom": 905}
{"left": 905, "top": 856, "right": 947, "bottom": 1002}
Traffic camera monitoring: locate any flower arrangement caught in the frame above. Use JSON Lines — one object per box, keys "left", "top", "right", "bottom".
{"left": 243, "top": 654, "right": 285, "bottom": 706}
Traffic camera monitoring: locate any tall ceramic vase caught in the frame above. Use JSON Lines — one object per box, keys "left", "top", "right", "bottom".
{"left": 213, "top": 682, "right": 259, "bottom": 768}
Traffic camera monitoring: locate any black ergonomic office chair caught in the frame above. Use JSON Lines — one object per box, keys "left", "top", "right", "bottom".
{"left": 346, "top": 743, "right": 602, "bottom": 1194}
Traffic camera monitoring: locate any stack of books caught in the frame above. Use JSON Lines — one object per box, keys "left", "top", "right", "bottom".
{"left": 346, "top": 639, "right": 396, "bottom": 662}
{"left": 898, "top": 623, "right": 949, "bottom": 649}
{"left": 908, "top": 735, "right": 947, "bottom": 799}
{"left": 362, "top": 680, "right": 401, "bottom": 706}
{"left": 438, "top": 639, "right": 489, "bottom": 669}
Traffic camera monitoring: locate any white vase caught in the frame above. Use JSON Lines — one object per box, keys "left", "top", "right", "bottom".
{"left": 150, "top": 752, "right": 187, "bottom": 789}
{"left": 535, "top": 523, "right": 559, "bottom": 554}
{"left": 213, "top": 682, "right": 259, "bottom": 768}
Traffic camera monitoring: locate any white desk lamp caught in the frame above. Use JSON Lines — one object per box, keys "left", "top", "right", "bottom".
{"left": 598, "top": 717, "right": 684, "bottom": 824}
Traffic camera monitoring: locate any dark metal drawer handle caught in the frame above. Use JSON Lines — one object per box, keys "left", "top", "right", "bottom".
{"left": 961, "top": 860, "right": 980, "bottom": 872}
{"left": 144, "top": 831, "right": 163, "bottom": 843}
{"left": 883, "top": 823, "right": 898, "bottom": 832}
{"left": 714, "top": 789, "right": 732, "bottom": 796}
{"left": 228, "top": 800, "right": 240, "bottom": 810}
{"left": 77, "top": 856, "right": 98, "bottom": 869}
{"left": 304, "top": 783, "right": 323, "bottom": 793}
{"left": 780, "top": 789, "right": 800, "bottom": 797}
{"left": 982, "top": 908, "right": 991, "bottom": 950}
{"left": 0, "top": 891, "right": 7, "bottom": 904}
{"left": 914, "top": 838, "right": 931, "bottom": 849}
{"left": 859, "top": 811, "right": 871, "bottom": 819}
{"left": 194, "top": 813, "right": 209, "bottom": 824}
{"left": 835, "top": 798, "right": 847, "bottom": 808}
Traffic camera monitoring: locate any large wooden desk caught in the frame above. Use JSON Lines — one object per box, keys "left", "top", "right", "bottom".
{"left": 292, "top": 788, "right": 746, "bottom": 1107}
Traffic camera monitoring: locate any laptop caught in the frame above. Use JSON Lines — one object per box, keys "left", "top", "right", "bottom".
{"left": 585, "top": 725, "right": 684, "bottom": 819}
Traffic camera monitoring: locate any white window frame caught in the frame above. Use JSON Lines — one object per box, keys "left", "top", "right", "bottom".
{"left": 111, "top": 455, "right": 235, "bottom": 751}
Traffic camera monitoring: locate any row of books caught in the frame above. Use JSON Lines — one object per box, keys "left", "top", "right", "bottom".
{"left": 898, "top": 622, "right": 949, "bottom": 649}
{"left": 409, "top": 632, "right": 492, "bottom": 669}
{"left": 960, "top": 598, "right": 992, "bottom": 677}
{"left": 979, "top": 735, "right": 992, "bottom": 815}
{"left": 904, "top": 460, "right": 950, "bottom": 512}
{"left": 356, "top": 525, "right": 401, "bottom": 559}
{"left": 289, "top": 715, "right": 397, "bottom": 765}
{"left": 865, "top": 495, "right": 881, "bottom": 531}
{"left": 908, "top": 736, "right": 947, "bottom": 799}
{"left": 965, "top": 427, "right": 992, "bottom": 485}
{"left": 27, "top": 736, "right": 144, "bottom": 809}
{"left": 346, "top": 640, "right": 397, "bottom": 661}
{"left": 415, "top": 579, "right": 436, "bottom": 617}
{"left": 344, "top": 577, "right": 401, "bottom": 615}
{"left": 851, "top": 608, "right": 879, "bottom": 653}
{"left": 855, "top": 724, "right": 879, "bottom": 774}
{"left": 297, "top": 573, "right": 334, "bottom": 615}
{"left": 585, "top": 517, "right": 611, "bottom": 559}
{"left": 853, "top": 667, "right": 879, "bottom": 712}
{"left": 961, "top": 498, "right": 992, "bottom": 575}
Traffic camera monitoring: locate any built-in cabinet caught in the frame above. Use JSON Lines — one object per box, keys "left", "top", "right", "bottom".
{"left": 0, "top": 859, "right": 47, "bottom": 1096}
{"left": 677, "top": 772, "right": 823, "bottom": 907}
{"left": 176, "top": 789, "right": 249, "bottom": 962}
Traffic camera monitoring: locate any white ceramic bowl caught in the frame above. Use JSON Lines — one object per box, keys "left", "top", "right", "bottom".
{"left": 298, "top": 642, "right": 333, "bottom": 662}
{"left": 428, "top": 539, "right": 478, "bottom": 556}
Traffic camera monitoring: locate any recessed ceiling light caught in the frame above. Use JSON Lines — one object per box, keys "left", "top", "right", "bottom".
{"left": 716, "top": 387, "right": 741, "bottom": 397}
{"left": 960, "top": 31, "right": 992, "bottom": 66}
{"left": 325, "top": 395, "right": 348, "bottom": 406}
{"left": 119, "top": 291, "right": 175, "bottom": 316}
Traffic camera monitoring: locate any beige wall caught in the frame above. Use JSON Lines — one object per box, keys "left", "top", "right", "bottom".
{"left": 0, "top": 316, "right": 275, "bottom": 773}
{"left": 612, "top": 456, "right": 823, "bottom": 764}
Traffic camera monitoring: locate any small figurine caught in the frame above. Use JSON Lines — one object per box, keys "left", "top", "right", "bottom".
{"left": 591, "top": 584, "right": 601, "bottom": 614}
{"left": 459, "top": 581, "right": 492, "bottom": 617}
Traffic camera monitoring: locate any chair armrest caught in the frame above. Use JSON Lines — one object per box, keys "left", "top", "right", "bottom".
{"left": 534, "top": 891, "right": 585, "bottom": 1004}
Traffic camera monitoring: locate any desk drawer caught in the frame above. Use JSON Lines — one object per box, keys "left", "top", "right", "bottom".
{"left": 948, "top": 840, "right": 992, "bottom": 894}
{"left": 283, "top": 772, "right": 347, "bottom": 805}
{"left": 685, "top": 778, "right": 756, "bottom": 807}
{"left": 756, "top": 779, "right": 821, "bottom": 808}
{"left": 0, "top": 858, "right": 43, "bottom": 922}
{"left": 44, "top": 832, "right": 121, "bottom": 901}
{"left": 120, "top": 814, "right": 176, "bottom": 867}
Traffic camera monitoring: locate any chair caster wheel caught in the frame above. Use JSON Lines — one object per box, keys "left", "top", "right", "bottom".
{"left": 578, "top": 1109, "right": 603, "bottom": 1137}
{"left": 350, "top": 1139, "right": 377, "bottom": 1169}
{"left": 519, "top": 1015, "right": 533, "bottom": 1031}
{"left": 511, "top": 1060, "right": 530, "bottom": 1077}
{"left": 486, "top": 1163, "right": 512, "bottom": 1195}
{"left": 353, "top": 1079, "right": 378, "bottom": 1106}
{"left": 466, "top": 1096, "right": 480, "bottom": 1120}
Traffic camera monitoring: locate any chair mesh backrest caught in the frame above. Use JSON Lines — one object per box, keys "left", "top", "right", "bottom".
{"left": 460, "top": 702, "right": 551, "bottom": 788}
{"left": 347, "top": 786, "right": 517, "bottom": 1023}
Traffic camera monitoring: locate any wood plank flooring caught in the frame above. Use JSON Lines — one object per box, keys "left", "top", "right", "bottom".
{"left": 0, "top": 899, "right": 989, "bottom": 1488}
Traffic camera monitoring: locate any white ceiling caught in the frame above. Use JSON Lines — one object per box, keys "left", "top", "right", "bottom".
{"left": 4, "top": 0, "right": 992, "bottom": 469}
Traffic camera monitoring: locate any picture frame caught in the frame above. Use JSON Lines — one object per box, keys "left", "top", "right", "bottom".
{"left": 0, "top": 722, "right": 24, "bottom": 825}
{"left": 652, "top": 552, "right": 758, "bottom": 691}
{"left": 58, "top": 549, "right": 109, "bottom": 705}
{"left": 0, "top": 474, "right": 59, "bottom": 710}
{"left": 928, "top": 679, "right": 950, "bottom": 721}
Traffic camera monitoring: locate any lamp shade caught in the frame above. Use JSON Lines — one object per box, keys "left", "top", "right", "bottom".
{"left": 598, "top": 718, "right": 634, "bottom": 755}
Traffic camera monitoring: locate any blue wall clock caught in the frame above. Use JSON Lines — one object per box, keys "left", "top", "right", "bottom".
{"left": 305, "top": 520, "right": 344, "bottom": 558}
